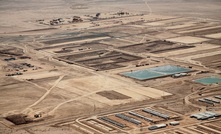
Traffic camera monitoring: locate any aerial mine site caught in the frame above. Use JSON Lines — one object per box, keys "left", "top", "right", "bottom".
{"left": 0, "top": 0, "right": 221, "bottom": 134}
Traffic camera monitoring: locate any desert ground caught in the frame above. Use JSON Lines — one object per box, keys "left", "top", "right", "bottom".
{"left": 0, "top": 0, "right": 221, "bottom": 134}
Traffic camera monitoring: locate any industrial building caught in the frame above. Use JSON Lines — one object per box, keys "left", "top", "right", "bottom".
{"left": 190, "top": 111, "right": 220, "bottom": 120}
{"left": 148, "top": 124, "right": 167, "bottom": 130}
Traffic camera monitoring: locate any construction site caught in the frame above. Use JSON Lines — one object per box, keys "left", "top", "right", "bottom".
{"left": 0, "top": 0, "right": 221, "bottom": 134}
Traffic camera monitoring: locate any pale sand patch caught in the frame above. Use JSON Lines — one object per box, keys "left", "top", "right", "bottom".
{"left": 154, "top": 32, "right": 178, "bottom": 39}
{"left": 78, "top": 97, "right": 109, "bottom": 108}
{"left": 144, "top": 22, "right": 164, "bottom": 26}
{"left": 49, "top": 36, "right": 110, "bottom": 47}
{"left": 128, "top": 24, "right": 149, "bottom": 28}
{"left": 166, "top": 36, "right": 209, "bottom": 44}
{"left": 56, "top": 81, "right": 88, "bottom": 96}
{"left": 15, "top": 71, "right": 61, "bottom": 79}
{"left": 157, "top": 44, "right": 220, "bottom": 57}
{"left": 186, "top": 50, "right": 221, "bottom": 60}
{"left": 205, "top": 33, "right": 221, "bottom": 39}
{"left": 55, "top": 75, "right": 171, "bottom": 106}
{"left": 177, "top": 26, "right": 221, "bottom": 34}
{"left": 111, "top": 88, "right": 149, "bottom": 100}
{"left": 165, "top": 23, "right": 195, "bottom": 30}
{"left": 144, "top": 17, "right": 189, "bottom": 26}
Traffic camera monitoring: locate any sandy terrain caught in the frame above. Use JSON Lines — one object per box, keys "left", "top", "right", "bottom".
{"left": 0, "top": 0, "right": 221, "bottom": 134}
{"left": 15, "top": 71, "right": 61, "bottom": 80}
{"left": 157, "top": 43, "right": 220, "bottom": 57}
{"left": 166, "top": 36, "right": 209, "bottom": 44}
{"left": 55, "top": 75, "right": 170, "bottom": 107}
{"left": 205, "top": 32, "right": 221, "bottom": 39}
{"left": 0, "top": 0, "right": 220, "bottom": 33}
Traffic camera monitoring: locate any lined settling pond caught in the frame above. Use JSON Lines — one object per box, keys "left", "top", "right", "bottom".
{"left": 121, "top": 65, "right": 192, "bottom": 80}
{"left": 195, "top": 77, "right": 221, "bottom": 85}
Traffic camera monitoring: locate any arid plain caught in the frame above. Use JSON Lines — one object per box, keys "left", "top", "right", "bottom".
{"left": 0, "top": 0, "right": 221, "bottom": 134}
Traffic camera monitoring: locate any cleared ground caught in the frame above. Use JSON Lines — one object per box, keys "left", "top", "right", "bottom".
{"left": 0, "top": 0, "right": 221, "bottom": 134}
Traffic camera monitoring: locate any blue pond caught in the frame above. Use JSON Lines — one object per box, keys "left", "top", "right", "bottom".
{"left": 195, "top": 77, "right": 221, "bottom": 85}
{"left": 122, "top": 65, "right": 191, "bottom": 80}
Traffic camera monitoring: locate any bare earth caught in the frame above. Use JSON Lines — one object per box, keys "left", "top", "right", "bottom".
{"left": 0, "top": 0, "right": 221, "bottom": 134}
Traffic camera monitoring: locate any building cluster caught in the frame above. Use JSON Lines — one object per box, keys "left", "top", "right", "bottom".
{"left": 190, "top": 111, "right": 221, "bottom": 120}
{"left": 49, "top": 16, "right": 83, "bottom": 25}
{"left": 50, "top": 18, "right": 64, "bottom": 25}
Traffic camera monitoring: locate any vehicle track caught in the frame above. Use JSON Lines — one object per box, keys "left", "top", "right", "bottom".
{"left": 22, "top": 75, "right": 65, "bottom": 113}
{"left": 143, "top": 0, "right": 152, "bottom": 15}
